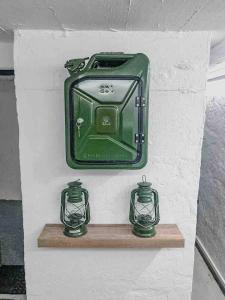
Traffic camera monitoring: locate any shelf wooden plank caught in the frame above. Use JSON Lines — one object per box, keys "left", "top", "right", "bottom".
{"left": 38, "top": 224, "right": 185, "bottom": 248}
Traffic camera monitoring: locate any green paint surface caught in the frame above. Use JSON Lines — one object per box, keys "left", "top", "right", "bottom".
{"left": 64, "top": 52, "right": 150, "bottom": 169}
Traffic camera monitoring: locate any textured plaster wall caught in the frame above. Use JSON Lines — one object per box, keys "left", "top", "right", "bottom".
{"left": 1, "top": 0, "right": 225, "bottom": 31}
{"left": 14, "top": 30, "right": 209, "bottom": 300}
{"left": 197, "top": 94, "right": 225, "bottom": 278}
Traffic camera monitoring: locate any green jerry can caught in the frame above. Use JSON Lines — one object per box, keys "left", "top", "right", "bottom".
{"left": 64, "top": 52, "right": 150, "bottom": 169}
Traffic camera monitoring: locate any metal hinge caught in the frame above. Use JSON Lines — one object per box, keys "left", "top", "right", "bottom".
{"left": 135, "top": 133, "right": 145, "bottom": 144}
{"left": 135, "top": 96, "right": 146, "bottom": 107}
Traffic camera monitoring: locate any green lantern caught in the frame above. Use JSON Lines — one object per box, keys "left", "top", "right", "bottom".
{"left": 60, "top": 180, "right": 90, "bottom": 237}
{"left": 129, "top": 176, "right": 160, "bottom": 238}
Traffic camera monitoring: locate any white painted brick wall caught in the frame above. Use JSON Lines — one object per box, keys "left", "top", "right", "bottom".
{"left": 14, "top": 31, "right": 210, "bottom": 300}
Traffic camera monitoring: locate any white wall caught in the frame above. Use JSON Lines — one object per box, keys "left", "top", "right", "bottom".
{"left": 14, "top": 30, "right": 210, "bottom": 300}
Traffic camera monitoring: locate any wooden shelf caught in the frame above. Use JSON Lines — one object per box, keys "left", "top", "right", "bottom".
{"left": 38, "top": 224, "right": 184, "bottom": 248}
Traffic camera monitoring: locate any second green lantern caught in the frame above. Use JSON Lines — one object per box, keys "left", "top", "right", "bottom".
{"left": 129, "top": 176, "right": 160, "bottom": 238}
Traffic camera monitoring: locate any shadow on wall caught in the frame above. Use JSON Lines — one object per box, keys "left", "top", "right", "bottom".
{"left": 0, "top": 75, "right": 26, "bottom": 294}
{"left": 197, "top": 94, "right": 225, "bottom": 280}
{"left": 0, "top": 77, "right": 21, "bottom": 200}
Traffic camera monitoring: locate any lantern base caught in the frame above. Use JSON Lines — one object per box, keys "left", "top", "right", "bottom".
{"left": 63, "top": 224, "right": 87, "bottom": 238}
{"left": 132, "top": 225, "right": 156, "bottom": 238}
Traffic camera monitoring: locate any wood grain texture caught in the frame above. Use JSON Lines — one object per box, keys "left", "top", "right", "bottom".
{"left": 38, "top": 224, "right": 185, "bottom": 248}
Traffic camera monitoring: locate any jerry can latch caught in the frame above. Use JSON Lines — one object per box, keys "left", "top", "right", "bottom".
{"left": 65, "top": 57, "right": 89, "bottom": 75}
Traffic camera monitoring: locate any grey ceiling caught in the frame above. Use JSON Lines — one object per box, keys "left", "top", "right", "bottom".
{"left": 1, "top": 0, "right": 225, "bottom": 41}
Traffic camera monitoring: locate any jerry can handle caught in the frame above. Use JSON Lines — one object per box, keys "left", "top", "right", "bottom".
{"left": 86, "top": 53, "right": 136, "bottom": 70}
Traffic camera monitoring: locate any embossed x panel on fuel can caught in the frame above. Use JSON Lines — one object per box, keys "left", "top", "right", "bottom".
{"left": 64, "top": 52, "right": 150, "bottom": 169}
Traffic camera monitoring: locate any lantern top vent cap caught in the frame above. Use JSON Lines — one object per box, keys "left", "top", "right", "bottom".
{"left": 68, "top": 180, "right": 82, "bottom": 187}
{"left": 138, "top": 181, "right": 152, "bottom": 187}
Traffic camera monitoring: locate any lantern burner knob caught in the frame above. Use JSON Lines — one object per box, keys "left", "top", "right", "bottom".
{"left": 137, "top": 214, "right": 153, "bottom": 226}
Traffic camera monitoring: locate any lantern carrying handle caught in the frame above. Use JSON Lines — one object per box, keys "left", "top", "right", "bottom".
{"left": 82, "top": 188, "right": 90, "bottom": 224}
{"left": 142, "top": 175, "right": 147, "bottom": 182}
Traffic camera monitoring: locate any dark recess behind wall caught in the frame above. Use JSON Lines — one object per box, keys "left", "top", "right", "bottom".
{"left": 0, "top": 73, "right": 26, "bottom": 294}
